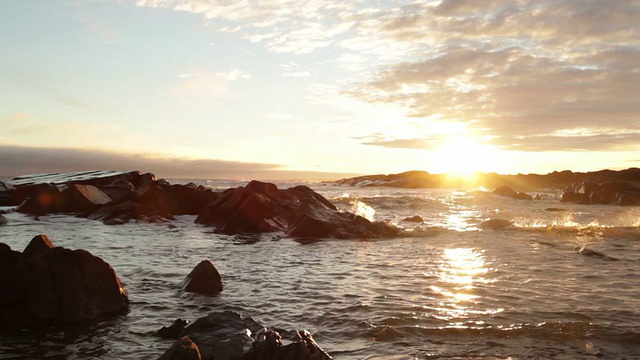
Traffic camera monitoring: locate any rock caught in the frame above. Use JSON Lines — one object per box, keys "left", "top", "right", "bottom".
{"left": 158, "top": 336, "right": 202, "bottom": 360}
{"left": 156, "top": 319, "right": 190, "bottom": 339}
{"left": 492, "top": 186, "right": 532, "bottom": 200}
{"left": 545, "top": 207, "right": 568, "bottom": 212}
{"left": 86, "top": 200, "right": 139, "bottom": 225}
{"left": 196, "top": 181, "right": 399, "bottom": 239}
{"left": 0, "top": 235, "right": 128, "bottom": 329}
{"left": 618, "top": 192, "right": 640, "bottom": 206}
{"left": 576, "top": 246, "right": 618, "bottom": 261}
{"left": 161, "top": 183, "right": 219, "bottom": 215}
{"left": 0, "top": 180, "right": 15, "bottom": 206}
{"left": 240, "top": 329, "right": 332, "bottom": 360}
{"left": 158, "top": 311, "right": 332, "bottom": 360}
{"left": 478, "top": 218, "right": 512, "bottom": 230}
{"left": 63, "top": 184, "right": 112, "bottom": 213}
{"left": 16, "top": 183, "right": 66, "bottom": 214}
{"left": 401, "top": 215, "right": 424, "bottom": 223}
{"left": 0, "top": 214, "right": 7, "bottom": 225}
{"left": 22, "top": 234, "right": 54, "bottom": 258}
{"left": 560, "top": 191, "right": 588, "bottom": 204}
{"left": 182, "top": 260, "right": 223, "bottom": 296}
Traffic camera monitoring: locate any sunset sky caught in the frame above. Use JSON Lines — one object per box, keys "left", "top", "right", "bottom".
{"left": 1, "top": 0, "right": 638, "bottom": 179}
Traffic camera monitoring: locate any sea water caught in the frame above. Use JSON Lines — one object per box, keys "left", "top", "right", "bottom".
{"left": 1, "top": 180, "right": 639, "bottom": 359}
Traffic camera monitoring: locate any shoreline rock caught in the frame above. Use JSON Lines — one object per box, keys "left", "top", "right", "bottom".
{"left": 0, "top": 234, "right": 129, "bottom": 330}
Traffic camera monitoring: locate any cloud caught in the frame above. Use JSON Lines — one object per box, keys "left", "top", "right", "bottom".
{"left": 171, "top": 69, "right": 250, "bottom": 99}
{"left": 136, "top": 0, "right": 640, "bottom": 154}
{"left": 0, "top": 145, "right": 355, "bottom": 180}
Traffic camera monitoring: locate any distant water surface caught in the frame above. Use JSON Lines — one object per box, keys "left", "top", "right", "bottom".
{"left": 1, "top": 180, "right": 640, "bottom": 359}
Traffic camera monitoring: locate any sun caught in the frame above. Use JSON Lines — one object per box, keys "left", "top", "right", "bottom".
{"left": 431, "top": 135, "right": 498, "bottom": 178}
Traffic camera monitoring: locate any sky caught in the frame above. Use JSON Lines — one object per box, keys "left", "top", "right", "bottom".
{"left": 1, "top": 0, "right": 638, "bottom": 179}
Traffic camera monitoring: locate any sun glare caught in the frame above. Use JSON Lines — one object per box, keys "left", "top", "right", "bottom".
{"left": 432, "top": 135, "right": 498, "bottom": 177}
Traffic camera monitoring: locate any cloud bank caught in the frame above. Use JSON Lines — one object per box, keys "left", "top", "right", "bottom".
{"left": 136, "top": 0, "right": 640, "bottom": 154}
{"left": 0, "top": 146, "right": 355, "bottom": 180}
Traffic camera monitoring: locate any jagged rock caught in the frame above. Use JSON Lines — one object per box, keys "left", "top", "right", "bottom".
{"left": 157, "top": 311, "right": 332, "bottom": 360}
{"left": 86, "top": 200, "right": 139, "bottom": 225}
{"left": 161, "top": 183, "right": 219, "bottom": 215}
{"left": 0, "top": 235, "right": 128, "bottom": 329}
{"left": 196, "top": 180, "right": 399, "bottom": 239}
{"left": 492, "top": 186, "right": 532, "bottom": 200}
{"left": 0, "top": 180, "right": 15, "bottom": 206}
{"left": 156, "top": 319, "right": 190, "bottom": 339}
{"left": 239, "top": 329, "right": 332, "bottom": 360}
{"left": 22, "top": 234, "right": 54, "bottom": 258}
{"left": 16, "top": 183, "right": 67, "bottom": 214}
{"left": 158, "top": 336, "right": 202, "bottom": 360}
{"left": 182, "top": 260, "right": 223, "bottom": 296}
{"left": 62, "top": 184, "right": 112, "bottom": 213}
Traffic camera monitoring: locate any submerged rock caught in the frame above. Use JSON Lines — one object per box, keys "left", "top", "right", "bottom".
{"left": 157, "top": 311, "right": 332, "bottom": 360}
{"left": 401, "top": 215, "right": 424, "bottom": 223}
{"left": 0, "top": 235, "right": 128, "bottom": 330}
{"left": 182, "top": 260, "right": 223, "bottom": 296}
{"left": 0, "top": 214, "right": 7, "bottom": 225}
{"left": 492, "top": 186, "right": 533, "bottom": 200}
{"left": 478, "top": 218, "right": 513, "bottom": 230}
{"left": 158, "top": 336, "right": 202, "bottom": 360}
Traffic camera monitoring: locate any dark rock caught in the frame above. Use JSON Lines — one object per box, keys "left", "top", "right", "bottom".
{"left": 0, "top": 235, "right": 128, "bottom": 329}
{"left": 182, "top": 260, "right": 223, "bottom": 296}
{"left": 240, "top": 329, "right": 332, "bottom": 360}
{"left": 136, "top": 183, "right": 174, "bottom": 220}
{"left": 62, "top": 184, "right": 112, "bottom": 212}
{"left": 100, "top": 179, "right": 136, "bottom": 204}
{"left": 618, "top": 192, "right": 640, "bottom": 206}
{"left": 161, "top": 183, "right": 219, "bottom": 215}
{"left": 156, "top": 319, "right": 190, "bottom": 339}
{"left": 160, "top": 310, "right": 333, "bottom": 360}
{"left": 0, "top": 180, "right": 15, "bottom": 206}
{"left": 478, "top": 218, "right": 512, "bottom": 230}
{"left": 576, "top": 246, "right": 619, "bottom": 261}
{"left": 196, "top": 181, "right": 399, "bottom": 239}
{"left": 401, "top": 215, "right": 424, "bottom": 223}
{"left": 545, "top": 207, "right": 568, "bottom": 212}
{"left": 158, "top": 336, "right": 202, "bottom": 360}
{"left": 86, "top": 200, "right": 139, "bottom": 225}
{"left": 22, "top": 234, "right": 54, "bottom": 258}
{"left": 493, "top": 186, "right": 532, "bottom": 200}
{"left": 560, "top": 191, "right": 589, "bottom": 204}
{"left": 0, "top": 214, "right": 7, "bottom": 225}
{"left": 16, "top": 183, "right": 66, "bottom": 214}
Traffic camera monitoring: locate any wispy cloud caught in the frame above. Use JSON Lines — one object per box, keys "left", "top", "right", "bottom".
{"left": 171, "top": 69, "right": 250, "bottom": 99}
{"left": 131, "top": 0, "right": 640, "bottom": 155}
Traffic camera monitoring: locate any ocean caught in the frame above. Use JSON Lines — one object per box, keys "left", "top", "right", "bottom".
{"left": 1, "top": 179, "right": 639, "bottom": 359}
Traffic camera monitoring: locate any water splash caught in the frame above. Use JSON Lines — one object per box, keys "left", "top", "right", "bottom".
{"left": 351, "top": 200, "right": 376, "bottom": 222}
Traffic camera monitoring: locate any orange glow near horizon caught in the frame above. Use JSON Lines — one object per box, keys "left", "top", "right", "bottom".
{"left": 430, "top": 134, "right": 502, "bottom": 178}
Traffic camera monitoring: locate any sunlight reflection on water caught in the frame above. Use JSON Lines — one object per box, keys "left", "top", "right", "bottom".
{"left": 429, "top": 248, "right": 502, "bottom": 326}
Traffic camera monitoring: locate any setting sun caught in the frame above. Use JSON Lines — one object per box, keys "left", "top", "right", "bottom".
{"left": 431, "top": 135, "right": 500, "bottom": 177}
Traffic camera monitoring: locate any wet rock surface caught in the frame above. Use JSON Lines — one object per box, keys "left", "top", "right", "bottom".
{"left": 181, "top": 260, "right": 223, "bottom": 296}
{"left": 157, "top": 311, "right": 332, "bottom": 360}
{"left": 0, "top": 234, "right": 128, "bottom": 330}
{"left": 196, "top": 180, "right": 400, "bottom": 239}
{"left": 3, "top": 171, "right": 219, "bottom": 224}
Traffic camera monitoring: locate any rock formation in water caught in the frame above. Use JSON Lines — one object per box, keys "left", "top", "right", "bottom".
{"left": 1, "top": 171, "right": 218, "bottom": 223}
{"left": 182, "top": 260, "right": 223, "bottom": 296}
{"left": 492, "top": 186, "right": 533, "bottom": 200}
{"left": 156, "top": 311, "right": 332, "bottom": 360}
{"left": 195, "top": 180, "right": 400, "bottom": 239}
{"left": 560, "top": 181, "right": 640, "bottom": 205}
{"left": 0, "top": 234, "right": 129, "bottom": 330}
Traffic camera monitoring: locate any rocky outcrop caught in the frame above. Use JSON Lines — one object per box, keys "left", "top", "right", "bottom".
{"left": 195, "top": 180, "right": 399, "bottom": 239}
{"left": 3, "top": 171, "right": 219, "bottom": 224}
{"left": 157, "top": 311, "right": 332, "bottom": 360}
{"left": 158, "top": 336, "right": 202, "bottom": 360}
{"left": 492, "top": 186, "right": 533, "bottom": 200}
{"left": 561, "top": 181, "right": 640, "bottom": 205}
{"left": 182, "top": 260, "right": 223, "bottom": 296}
{"left": 0, "top": 235, "right": 128, "bottom": 329}
{"left": 0, "top": 235, "right": 128, "bottom": 330}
